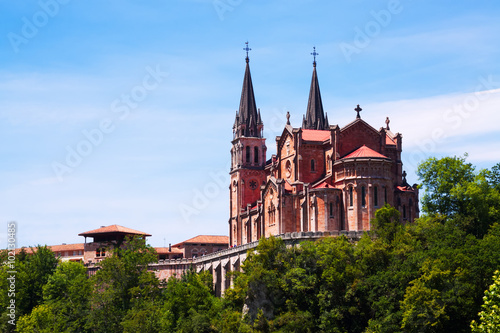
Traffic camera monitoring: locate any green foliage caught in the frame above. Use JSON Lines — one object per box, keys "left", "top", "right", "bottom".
{"left": 16, "top": 246, "right": 59, "bottom": 316}
{"left": 417, "top": 154, "right": 475, "bottom": 216}
{"left": 0, "top": 245, "right": 58, "bottom": 332}
{"left": 471, "top": 270, "right": 500, "bottom": 332}
{"left": 16, "top": 304, "right": 61, "bottom": 333}
{"left": 16, "top": 261, "right": 92, "bottom": 333}
{"left": 9, "top": 156, "right": 500, "bottom": 332}
{"left": 86, "top": 236, "right": 159, "bottom": 333}
{"left": 161, "top": 269, "right": 221, "bottom": 332}
{"left": 418, "top": 155, "right": 500, "bottom": 237}
{"left": 371, "top": 204, "right": 401, "bottom": 243}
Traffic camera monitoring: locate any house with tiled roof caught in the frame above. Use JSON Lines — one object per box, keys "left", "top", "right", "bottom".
{"left": 229, "top": 48, "right": 418, "bottom": 246}
{"left": 78, "top": 224, "right": 151, "bottom": 264}
{"left": 15, "top": 243, "right": 85, "bottom": 262}
{"left": 172, "top": 235, "right": 229, "bottom": 258}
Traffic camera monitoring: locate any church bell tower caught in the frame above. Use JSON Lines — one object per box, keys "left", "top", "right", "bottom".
{"left": 229, "top": 43, "right": 267, "bottom": 246}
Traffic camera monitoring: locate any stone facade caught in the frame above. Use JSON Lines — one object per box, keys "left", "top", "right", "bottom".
{"left": 229, "top": 57, "right": 419, "bottom": 246}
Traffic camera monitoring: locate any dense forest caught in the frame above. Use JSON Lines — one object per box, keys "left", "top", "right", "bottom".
{"left": 1, "top": 155, "right": 500, "bottom": 333}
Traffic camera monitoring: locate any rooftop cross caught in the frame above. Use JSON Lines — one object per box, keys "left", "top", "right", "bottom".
{"left": 355, "top": 104, "right": 362, "bottom": 119}
{"left": 311, "top": 46, "right": 319, "bottom": 67}
{"left": 243, "top": 41, "right": 251, "bottom": 63}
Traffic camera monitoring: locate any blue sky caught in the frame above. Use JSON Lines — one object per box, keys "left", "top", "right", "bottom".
{"left": 1, "top": 0, "right": 500, "bottom": 248}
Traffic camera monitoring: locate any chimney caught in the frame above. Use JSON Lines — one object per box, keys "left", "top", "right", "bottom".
{"left": 168, "top": 243, "right": 171, "bottom": 252}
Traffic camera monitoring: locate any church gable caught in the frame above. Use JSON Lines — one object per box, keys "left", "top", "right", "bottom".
{"left": 276, "top": 128, "right": 297, "bottom": 181}
{"left": 339, "top": 119, "right": 382, "bottom": 157}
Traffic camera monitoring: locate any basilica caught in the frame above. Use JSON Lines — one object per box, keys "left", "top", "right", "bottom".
{"left": 229, "top": 48, "right": 419, "bottom": 246}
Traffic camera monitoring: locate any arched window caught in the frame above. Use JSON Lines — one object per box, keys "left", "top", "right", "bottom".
{"left": 246, "top": 146, "right": 250, "bottom": 163}
{"left": 409, "top": 199, "right": 413, "bottom": 219}
{"left": 329, "top": 202, "right": 333, "bottom": 216}
{"left": 285, "top": 160, "right": 292, "bottom": 178}
{"left": 374, "top": 186, "right": 379, "bottom": 207}
{"left": 384, "top": 187, "right": 387, "bottom": 204}
{"left": 403, "top": 205, "right": 407, "bottom": 219}
{"left": 327, "top": 155, "right": 331, "bottom": 171}
{"left": 254, "top": 146, "right": 259, "bottom": 164}
{"left": 311, "top": 159, "right": 315, "bottom": 172}
{"left": 361, "top": 186, "right": 366, "bottom": 207}
{"left": 268, "top": 203, "right": 276, "bottom": 225}
{"left": 349, "top": 187, "right": 353, "bottom": 207}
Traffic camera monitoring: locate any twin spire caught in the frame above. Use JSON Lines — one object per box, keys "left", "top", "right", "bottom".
{"left": 234, "top": 44, "right": 329, "bottom": 139}
{"left": 302, "top": 47, "right": 329, "bottom": 130}
{"left": 233, "top": 42, "right": 262, "bottom": 139}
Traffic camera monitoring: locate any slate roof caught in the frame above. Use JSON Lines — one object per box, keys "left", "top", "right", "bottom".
{"left": 235, "top": 57, "right": 261, "bottom": 138}
{"left": 303, "top": 63, "right": 328, "bottom": 130}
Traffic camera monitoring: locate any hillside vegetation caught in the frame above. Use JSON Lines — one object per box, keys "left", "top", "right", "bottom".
{"left": 2, "top": 155, "right": 500, "bottom": 333}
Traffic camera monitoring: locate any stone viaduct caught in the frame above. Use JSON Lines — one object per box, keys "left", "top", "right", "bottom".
{"left": 146, "top": 230, "right": 364, "bottom": 296}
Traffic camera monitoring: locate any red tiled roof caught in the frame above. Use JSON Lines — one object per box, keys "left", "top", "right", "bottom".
{"left": 342, "top": 145, "right": 388, "bottom": 159}
{"left": 397, "top": 186, "right": 415, "bottom": 192}
{"left": 284, "top": 181, "right": 293, "bottom": 191}
{"left": 15, "top": 247, "right": 35, "bottom": 255}
{"left": 50, "top": 243, "right": 84, "bottom": 252}
{"left": 15, "top": 243, "right": 84, "bottom": 255}
{"left": 78, "top": 225, "right": 151, "bottom": 237}
{"left": 313, "top": 181, "right": 334, "bottom": 189}
{"left": 386, "top": 134, "right": 396, "bottom": 145}
{"left": 173, "top": 235, "right": 229, "bottom": 247}
{"left": 154, "top": 247, "right": 183, "bottom": 254}
{"left": 301, "top": 129, "right": 330, "bottom": 142}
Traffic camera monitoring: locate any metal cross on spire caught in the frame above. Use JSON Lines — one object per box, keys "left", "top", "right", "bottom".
{"left": 311, "top": 46, "right": 319, "bottom": 67}
{"left": 243, "top": 41, "right": 251, "bottom": 63}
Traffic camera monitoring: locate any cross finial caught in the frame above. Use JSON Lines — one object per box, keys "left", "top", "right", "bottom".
{"left": 243, "top": 41, "right": 251, "bottom": 63}
{"left": 311, "top": 46, "right": 318, "bottom": 67}
{"left": 355, "top": 104, "right": 362, "bottom": 119}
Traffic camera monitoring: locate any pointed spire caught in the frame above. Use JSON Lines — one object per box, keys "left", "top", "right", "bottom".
{"left": 325, "top": 112, "right": 329, "bottom": 128}
{"left": 235, "top": 42, "right": 261, "bottom": 138}
{"left": 233, "top": 111, "right": 239, "bottom": 129}
{"left": 303, "top": 47, "right": 327, "bottom": 130}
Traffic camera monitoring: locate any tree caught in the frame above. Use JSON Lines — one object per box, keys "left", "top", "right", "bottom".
{"left": 417, "top": 154, "right": 475, "bottom": 216}
{"left": 16, "top": 261, "right": 91, "bottom": 332}
{"left": 371, "top": 204, "right": 401, "bottom": 243}
{"left": 0, "top": 245, "right": 58, "bottom": 332}
{"left": 418, "top": 156, "right": 500, "bottom": 237}
{"left": 471, "top": 270, "right": 500, "bottom": 332}
{"left": 160, "top": 269, "right": 222, "bottom": 332}
{"left": 86, "top": 236, "right": 158, "bottom": 333}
